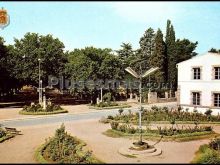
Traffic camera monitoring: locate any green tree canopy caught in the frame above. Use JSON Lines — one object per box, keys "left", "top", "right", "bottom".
{"left": 176, "top": 39, "right": 198, "bottom": 63}
{"left": 149, "top": 28, "right": 166, "bottom": 83}
{"left": 7, "top": 32, "right": 67, "bottom": 86}
{"left": 65, "top": 46, "right": 123, "bottom": 81}
{"left": 208, "top": 48, "right": 220, "bottom": 53}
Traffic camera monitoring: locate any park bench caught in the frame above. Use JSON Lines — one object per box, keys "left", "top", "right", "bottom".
{"left": 4, "top": 127, "right": 21, "bottom": 135}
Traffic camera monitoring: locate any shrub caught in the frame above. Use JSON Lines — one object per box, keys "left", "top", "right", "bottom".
{"left": 205, "top": 109, "right": 213, "bottom": 116}
{"left": 209, "top": 137, "right": 220, "bottom": 151}
{"left": 22, "top": 103, "right": 62, "bottom": 113}
{"left": 106, "top": 106, "right": 220, "bottom": 125}
{"left": 203, "top": 126, "right": 213, "bottom": 132}
{"left": 170, "top": 118, "right": 176, "bottom": 126}
{"left": 126, "top": 127, "right": 136, "bottom": 134}
{"left": 151, "top": 105, "right": 159, "bottom": 111}
{"left": 0, "top": 128, "right": 6, "bottom": 138}
{"left": 117, "top": 124, "right": 127, "bottom": 133}
{"left": 118, "top": 108, "right": 124, "bottom": 115}
{"left": 97, "top": 102, "right": 106, "bottom": 107}
{"left": 110, "top": 121, "right": 119, "bottom": 130}
{"left": 177, "top": 105, "right": 182, "bottom": 112}
{"left": 42, "top": 123, "right": 100, "bottom": 164}
{"left": 103, "top": 92, "right": 115, "bottom": 104}
{"left": 107, "top": 115, "right": 114, "bottom": 120}
{"left": 162, "top": 106, "right": 169, "bottom": 113}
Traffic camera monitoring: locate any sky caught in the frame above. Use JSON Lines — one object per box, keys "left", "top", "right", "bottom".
{"left": 1, "top": 1, "right": 220, "bottom": 54}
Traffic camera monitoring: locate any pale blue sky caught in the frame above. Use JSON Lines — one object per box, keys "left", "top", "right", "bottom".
{"left": 1, "top": 1, "right": 220, "bottom": 54}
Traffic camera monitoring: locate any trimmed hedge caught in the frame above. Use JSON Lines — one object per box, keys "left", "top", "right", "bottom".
{"left": 19, "top": 109, "right": 68, "bottom": 115}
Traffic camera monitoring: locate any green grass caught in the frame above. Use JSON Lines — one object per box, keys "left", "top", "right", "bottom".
{"left": 191, "top": 144, "right": 220, "bottom": 164}
{"left": 103, "top": 129, "right": 220, "bottom": 142}
{"left": 19, "top": 109, "right": 68, "bottom": 115}
{"left": 35, "top": 142, "right": 50, "bottom": 164}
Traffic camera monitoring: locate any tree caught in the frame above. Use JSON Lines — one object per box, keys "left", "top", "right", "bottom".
{"left": 116, "top": 42, "right": 134, "bottom": 60}
{"left": 149, "top": 28, "right": 166, "bottom": 83}
{"left": 7, "top": 32, "right": 67, "bottom": 86}
{"left": 65, "top": 47, "right": 124, "bottom": 103}
{"left": 208, "top": 48, "right": 220, "bottom": 53}
{"left": 116, "top": 42, "right": 135, "bottom": 68}
{"left": 0, "top": 37, "right": 19, "bottom": 96}
{"left": 98, "top": 54, "right": 123, "bottom": 80}
{"left": 175, "top": 39, "right": 198, "bottom": 63}
{"left": 165, "top": 20, "right": 177, "bottom": 89}
{"left": 139, "top": 27, "right": 155, "bottom": 70}
{"left": 65, "top": 47, "right": 123, "bottom": 81}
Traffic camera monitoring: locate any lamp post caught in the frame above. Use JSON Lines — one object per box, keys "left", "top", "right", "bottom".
{"left": 125, "top": 65, "right": 159, "bottom": 143}
{"left": 38, "top": 58, "right": 43, "bottom": 105}
{"left": 23, "top": 49, "right": 45, "bottom": 105}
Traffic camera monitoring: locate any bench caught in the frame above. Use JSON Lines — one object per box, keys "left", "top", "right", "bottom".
{"left": 5, "top": 127, "right": 21, "bottom": 135}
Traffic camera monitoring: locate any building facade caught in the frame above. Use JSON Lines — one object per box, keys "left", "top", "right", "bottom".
{"left": 177, "top": 52, "right": 220, "bottom": 115}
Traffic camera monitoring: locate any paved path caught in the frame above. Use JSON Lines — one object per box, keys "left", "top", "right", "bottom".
{"left": 0, "top": 102, "right": 177, "bottom": 127}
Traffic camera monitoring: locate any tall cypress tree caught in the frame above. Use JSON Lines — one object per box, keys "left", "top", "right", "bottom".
{"left": 149, "top": 29, "right": 166, "bottom": 83}
{"left": 165, "top": 20, "right": 177, "bottom": 89}
{"left": 139, "top": 27, "right": 155, "bottom": 71}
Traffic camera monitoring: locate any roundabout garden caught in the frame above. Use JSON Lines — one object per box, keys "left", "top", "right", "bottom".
{"left": 89, "top": 92, "right": 131, "bottom": 110}
{"left": 35, "top": 123, "right": 102, "bottom": 164}
{"left": 19, "top": 102, "right": 68, "bottom": 115}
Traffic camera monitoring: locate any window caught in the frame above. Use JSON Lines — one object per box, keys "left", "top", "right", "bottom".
{"left": 193, "top": 68, "right": 201, "bottom": 79}
{"left": 214, "top": 93, "right": 220, "bottom": 107}
{"left": 192, "top": 92, "right": 200, "bottom": 105}
{"left": 214, "top": 67, "right": 220, "bottom": 80}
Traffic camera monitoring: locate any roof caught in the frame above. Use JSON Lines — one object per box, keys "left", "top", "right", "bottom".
{"left": 176, "top": 52, "right": 220, "bottom": 66}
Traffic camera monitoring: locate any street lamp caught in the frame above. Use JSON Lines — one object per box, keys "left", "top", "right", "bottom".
{"left": 125, "top": 65, "right": 159, "bottom": 143}
{"left": 38, "top": 58, "right": 43, "bottom": 105}
{"left": 23, "top": 55, "right": 44, "bottom": 105}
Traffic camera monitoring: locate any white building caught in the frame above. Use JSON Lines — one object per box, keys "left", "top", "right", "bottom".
{"left": 177, "top": 52, "right": 220, "bottom": 115}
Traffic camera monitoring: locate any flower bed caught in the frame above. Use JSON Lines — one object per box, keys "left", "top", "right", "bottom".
{"left": 35, "top": 124, "right": 102, "bottom": 164}
{"left": 101, "top": 118, "right": 219, "bottom": 142}
{"left": 0, "top": 128, "right": 15, "bottom": 143}
{"left": 103, "top": 106, "right": 220, "bottom": 123}
{"left": 103, "top": 128, "right": 219, "bottom": 142}
{"left": 19, "top": 103, "right": 68, "bottom": 115}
